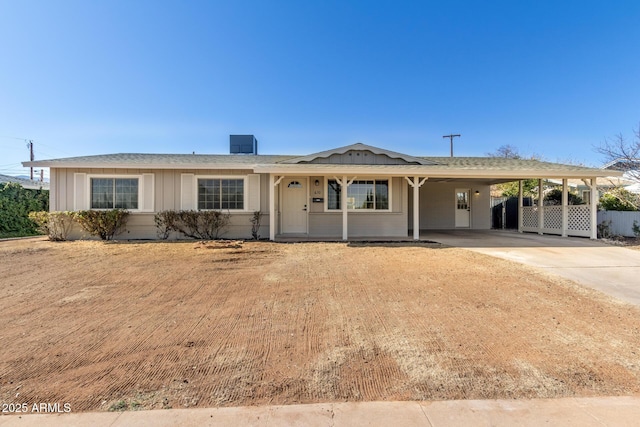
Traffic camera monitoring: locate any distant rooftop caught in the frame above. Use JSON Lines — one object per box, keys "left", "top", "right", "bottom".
{"left": 0, "top": 174, "right": 50, "bottom": 190}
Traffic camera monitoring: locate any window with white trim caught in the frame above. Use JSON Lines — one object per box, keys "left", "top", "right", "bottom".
{"left": 327, "top": 179, "right": 389, "bottom": 210}
{"left": 198, "top": 178, "right": 244, "bottom": 210}
{"left": 91, "top": 178, "right": 139, "bottom": 209}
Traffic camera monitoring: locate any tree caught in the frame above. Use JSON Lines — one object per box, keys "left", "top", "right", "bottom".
{"left": 486, "top": 145, "right": 538, "bottom": 197}
{"left": 486, "top": 144, "right": 521, "bottom": 159}
{"left": 597, "top": 123, "right": 640, "bottom": 209}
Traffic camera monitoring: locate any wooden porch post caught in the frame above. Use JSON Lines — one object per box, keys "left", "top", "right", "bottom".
{"left": 413, "top": 177, "right": 420, "bottom": 240}
{"left": 562, "top": 178, "right": 568, "bottom": 237}
{"left": 590, "top": 178, "right": 598, "bottom": 239}
{"left": 404, "top": 176, "right": 428, "bottom": 240}
{"left": 538, "top": 178, "right": 544, "bottom": 235}
{"left": 341, "top": 175, "right": 348, "bottom": 241}
{"left": 269, "top": 174, "right": 275, "bottom": 241}
{"left": 518, "top": 180, "right": 523, "bottom": 233}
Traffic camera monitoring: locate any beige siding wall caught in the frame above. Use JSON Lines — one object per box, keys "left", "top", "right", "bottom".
{"left": 306, "top": 177, "right": 408, "bottom": 237}
{"left": 51, "top": 168, "right": 271, "bottom": 240}
{"left": 411, "top": 181, "right": 491, "bottom": 230}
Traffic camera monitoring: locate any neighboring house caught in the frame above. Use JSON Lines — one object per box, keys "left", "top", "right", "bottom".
{"left": 23, "top": 138, "right": 620, "bottom": 240}
{"left": 0, "top": 173, "right": 50, "bottom": 190}
{"left": 602, "top": 158, "right": 640, "bottom": 195}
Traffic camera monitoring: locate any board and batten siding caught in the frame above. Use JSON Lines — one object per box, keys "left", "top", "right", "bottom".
{"left": 307, "top": 177, "right": 408, "bottom": 237}
{"left": 410, "top": 181, "right": 491, "bottom": 230}
{"left": 50, "top": 168, "right": 270, "bottom": 240}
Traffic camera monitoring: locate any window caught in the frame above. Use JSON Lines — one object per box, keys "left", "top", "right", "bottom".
{"left": 198, "top": 178, "right": 244, "bottom": 210}
{"left": 91, "top": 178, "right": 139, "bottom": 209}
{"left": 327, "top": 179, "right": 389, "bottom": 210}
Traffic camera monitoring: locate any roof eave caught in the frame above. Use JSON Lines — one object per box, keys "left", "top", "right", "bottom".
{"left": 22, "top": 161, "right": 264, "bottom": 170}
{"left": 253, "top": 165, "right": 620, "bottom": 179}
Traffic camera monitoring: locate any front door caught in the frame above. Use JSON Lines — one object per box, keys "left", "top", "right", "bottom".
{"left": 282, "top": 178, "right": 308, "bottom": 233}
{"left": 455, "top": 189, "right": 471, "bottom": 227}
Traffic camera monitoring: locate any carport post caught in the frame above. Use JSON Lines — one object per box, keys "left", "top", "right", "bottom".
{"left": 562, "top": 179, "right": 568, "bottom": 237}
{"left": 538, "top": 178, "right": 544, "bottom": 235}
{"left": 518, "top": 180, "right": 523, "bottom": 233}
{"left": 590, "top": 178, "right": 598, "bottom": 239}
{"left": 269, "top": 174, "right": 275, "bottom": 241}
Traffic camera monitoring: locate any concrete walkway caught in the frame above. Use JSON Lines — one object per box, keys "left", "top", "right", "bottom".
{"left": 422, "top": 230, "right": 640, "bottom": 306}
{"left": 2, "top": 396, "right": 639, "bottom": 426}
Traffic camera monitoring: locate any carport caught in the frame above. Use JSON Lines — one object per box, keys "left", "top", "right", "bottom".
{"left": 422, "top": 229, "right": 640, "bottom": 306}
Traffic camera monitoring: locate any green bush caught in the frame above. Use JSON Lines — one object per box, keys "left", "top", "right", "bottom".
{"left": 0, "top": 182, "right": 49, "bottom": 238}
{"left": 74, "top": 209, "right": 129, "bottom": 240}
{"left": 153, "top": 210, "right": 230, "bottom": 239}
{"left": 599, "top": 190, "right": 639, "bottom": 211}
{"left": 543, "top": 188, "right": 583, "bottom": 206}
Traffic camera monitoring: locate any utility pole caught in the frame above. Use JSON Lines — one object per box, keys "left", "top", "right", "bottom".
{"left": 442, "top": 134, "right": 460, "bottom": 157}
{"left": 27, "top": 140, "right": 34, "bottom": 180}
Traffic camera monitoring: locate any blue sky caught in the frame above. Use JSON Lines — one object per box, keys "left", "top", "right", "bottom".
{"left": 1, "top": 0, "right": 639, "bottom": 179}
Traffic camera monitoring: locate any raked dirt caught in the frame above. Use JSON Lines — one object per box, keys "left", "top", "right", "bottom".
{"left": 1, "top": 238, "right": 639, "bottom": 414}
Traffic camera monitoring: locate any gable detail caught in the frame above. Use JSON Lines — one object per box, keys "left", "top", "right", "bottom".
{"left": 281, "top": 143, "right": 438, "bottom": 166}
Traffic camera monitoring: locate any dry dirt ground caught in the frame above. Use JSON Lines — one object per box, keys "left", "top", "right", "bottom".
{"left": 1, "top": 238, "right": 640, "bottom": 414}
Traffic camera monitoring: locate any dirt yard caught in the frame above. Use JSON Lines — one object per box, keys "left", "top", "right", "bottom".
{"left": 1, "top": 238, "right": 640, "bottom": 413}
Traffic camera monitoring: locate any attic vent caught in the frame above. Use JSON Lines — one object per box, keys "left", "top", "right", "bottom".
{"left": 230, "top": 135, "right": 258, "bottom": 154}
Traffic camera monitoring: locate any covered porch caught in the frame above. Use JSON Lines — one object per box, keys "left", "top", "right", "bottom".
{"left": 265, "top": 174, "right": 600, "bottom": 242}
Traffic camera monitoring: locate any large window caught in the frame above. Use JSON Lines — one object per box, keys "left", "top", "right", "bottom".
{"left": 91, "top": 178, "right": 139, "bottom": 209}
{"left": 198, "top": 178, "right": 244, "bottom": 210}
{"left": 327, "top": 179, "right": 389, "bottom": 210}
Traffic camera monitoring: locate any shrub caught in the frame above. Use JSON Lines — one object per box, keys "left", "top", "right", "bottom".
{"left": 633, "top": 220, "right": 640, "bottom": 238}
{"left": 153, "top": 210, "right": 230, "bottom": 240}
{"left": 597, "top": 220, "right": 613, "bottom": 239}
{"left": 28, "top": 211, "right": 74, "bottom": 241}
{"left": 250, "top": 211, "right": 263, "bottom": 240}
{"left": 543, "top": 188, "right": 583, "bottom": 206}
{"left": 154, "top": 210, "right": 180, "bottom": 240}
{"left": 0, "top": 182, "right": 49, "bottom": 238}
{"left": 599, "top": 190, "right": 639, "bottom": 211}
{"left": 74, "top": 209, "right": 129, "bottom": 240}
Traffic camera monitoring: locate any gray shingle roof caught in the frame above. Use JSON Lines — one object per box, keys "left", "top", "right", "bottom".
{"left": 23, "top": 151, "right": 616, "bottom": 178}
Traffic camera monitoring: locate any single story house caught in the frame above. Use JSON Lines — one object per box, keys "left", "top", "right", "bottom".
{"left": 24, "top": 138, "right": 620, "bottom": 240}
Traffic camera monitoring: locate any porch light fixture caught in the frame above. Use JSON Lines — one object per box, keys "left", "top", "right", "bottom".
{"left": 315, "top": 179, "right": 320, "bottom": 186}
{"left": 475, "top": 190, "right": 480, "bottom": 195}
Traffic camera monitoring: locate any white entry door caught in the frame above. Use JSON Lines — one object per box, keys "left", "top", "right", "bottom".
{"left": 455, "top": 189, "right": 471, "bottom": 228}
{"left": 282, "top": 178, "right": 308, "bottom": 234}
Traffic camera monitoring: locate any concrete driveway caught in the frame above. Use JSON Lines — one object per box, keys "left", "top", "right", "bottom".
{"left": 422, "top": 230, "right": 640, "bottom": 306}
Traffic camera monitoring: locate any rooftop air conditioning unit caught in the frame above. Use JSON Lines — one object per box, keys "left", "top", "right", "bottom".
{"left": 230, "top": 135, "right": 258, "bottom": 154}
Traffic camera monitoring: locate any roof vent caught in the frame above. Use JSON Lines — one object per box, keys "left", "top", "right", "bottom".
{"left": 230, "top": 135, "right": 258, "bottom": 154}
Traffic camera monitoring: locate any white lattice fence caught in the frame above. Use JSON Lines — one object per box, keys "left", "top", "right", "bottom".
{"left": 543, "top": 206, "right": 562, "bottom": 233}
{"left": 568, "top": 205, "right": 591, "bottom": 237}
{"left": 521, "top": 206, "right": 538, "bottom": 232}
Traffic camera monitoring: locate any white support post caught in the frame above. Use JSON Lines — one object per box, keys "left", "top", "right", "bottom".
{"left": 538, "top": 178, "right": 544, "bottom": 235}
{"left": 413, "top": 177, "right": 420, "bottom": 240}
{"left": 405, "top": 176, "right": 428, "bottom": 240}
{"left": 590, "top": 178, "right": 598, "bottom": 239}
{"left": 518, "top": 180, "right": 523, "bottom": 233}
{"left": 341, "top": 175, "right": 348, "bottom": 241}
{"left": 562, "top": 178, "right": 568, "bottom": 237}
{"left": 269, "top": 174, "right": 275, "bottom": 241}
